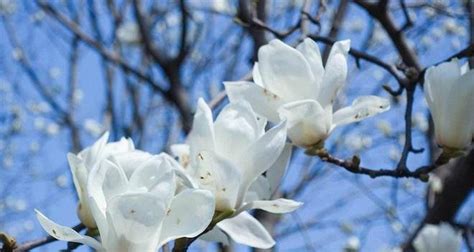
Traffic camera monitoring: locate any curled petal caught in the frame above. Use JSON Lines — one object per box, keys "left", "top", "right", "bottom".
{"left": 35, "top": 210, "right": 103, "bottom": 250}
{"left": 106, "top": 193, "right": 166, "bottom": 251}
{"left": 278, "top": 100, "right": 332, "bottom": 147}
{"left": 235, "top": 121, "right": 287, "bottom": 208}
{"left": 214, "top": 101, "right": 262, "bottom": 161}
{"left": 318, "top": 40, "right": 350, "bottom": 108}
{"left": 188, "top": 98, "right": 216, "bottom": 165}
{"left": 239, "top": 198, "right": 303, "bottom": 214}
{"left": 297, "top": 38, "right": 323, "bottom": 96}
{"left": 266, "top": 143, "right": 292, "bottom": 195}
{"left": 258, "top": 39, "right": 317, "bottom": 101}
{"left": 158, "top": 189, "right": 215, "bottom": 247}
{"left": 218, "top": 212, "right": 275, "bottom": 249}
{"left": 332, "top": 95, "right": 390, "bottom": 126}
{"left": 225, "top": 81, "right": 285, "bottom": 123}
{"left": 195, "top": 151, "right": 241, "bottom": 211}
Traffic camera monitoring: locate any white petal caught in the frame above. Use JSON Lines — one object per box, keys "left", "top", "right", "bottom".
{"left": 266, "top": 143, "right": 292, "bottom": 195}
{"left": 297, "top": 38, "right": 323, "bottom": 95}
{"left": 170, "top": 144, "right": 190, "bottom": 167}
{"left": 235, "top": 120, "right": 287, "bottom": 208}
{"left": 109, "top": 150, "right": 153, "bottom": 178}
{"left": 128, "top": 155, "right": 176, "bottom": 203}
{"left": 224, "top": 81, "right": 285, "bottom": 122}
{"left": 106, "top": 193, "right": 166, "bottom": 251}
{"left": 67, "top": 153, "right": 88, "bottom": 204}
{"left": 278, "top": 100, "right": 332, "bottom": 147}
{"left": 35, "top": 210, "right": 103, "bottom": 250}
{"left": 332, "top": 95, "right": 390, "bottom": 126}
{"left": 87, "top": 158, "right": 128, "bottom": 219}
{"left": 199, "top": 227, "right": 230, "bottom": 245}
{"left": 158, "top": 152, "right": 198, "bottom": 189}
{"left": 79, "top": 131, "right": 110, "bottom": 169}
{"left": 240, "top": 198, "right": 303, "bottom": 214}
{"left": 188, "top": 98, "right": 216, "bottom": 165}
{"left": 252, "top": 62, "right": 264, "bottom": 87}
{"left": 158, "top": 189, "right": 215, "bottom": 247}
{"left": 100, "top": 137, "right": 135, "bottom": 158}
{"left": 195, "top": 151, "right": 241, "bottom": 211}
{"left": 218, "top": 212, "right": 275, "bottom": 249}
{"left": 461, "top": 62, "right": 470, "bottom": 74}
{"left": 214, "top": 101, "right": 261, "bottom": 162}
{"left": 436, "top": 69, "right": 474, "bottom": 149}
{"left": 424, "top": 59, "right": 461, "bottom": 130}
{"left": 318, "top": 40, "right": 350, "bottom": 108}
{"left": 258, "top": 39, "right": 317, "bottom": 101}
{"left": 246, "top": 176, "right": 272, "bottom": 202}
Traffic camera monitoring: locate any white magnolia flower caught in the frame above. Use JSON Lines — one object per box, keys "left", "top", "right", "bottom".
{"left": 225, "top": 38, "right": 390, "bottom": 148}
{"left": 344, "top": 236, "right": 360, "bottom": 251}
{"left": 117, "top": 22, "right": 141, "bottom": 44}
{"left": 413, "top": 223, "right": 461, "bottom": 252}
{"left": 67, "top": 132, "right": 135, "bottom": 228}
{"left": 424, "top": 58, "right": 474, "bottom": 150}
{"left": 36, "top": 151, "right": 215, "bottom": 252}
{"left": 171, "top": 99, "right": 301, "bottom": 248}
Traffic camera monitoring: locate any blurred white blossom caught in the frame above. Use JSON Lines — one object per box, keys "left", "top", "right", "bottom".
{"left": 344, "top": 236, "right": 360, "bottom": 251}
{"left": 389, "top": 147, "right": 401, "bottom": 161}
{"left": 84, "top": 119, "right": 104, "bottom": 137}
{"left": 55, "top": 175, "right": 68, "bottom": 188}
{"left": 0, "top": 0, "right": 16, "bottom": 15}
{"left": 46, "top": 123, "right": 60, "bottom": 136}
{"left": 11, "top": 47, "right": 23, "bottom": 61}
{"left": 117, "top": 22, "right": 141, "bottom": 44}
{"left": 72, "top": 89, "right": 84, "bottom": 104}
{"left": 48, "top": 67, "right": 61, "bottom": 79}
{"left": 429, "top": 174, "right": 443, "bottom": 193}
{"left": 377, "top": 120, "right": 392, "bottom": 136}
{"left": 412, "top": 112, "right": 429, "bottom": 132}
{"left": 414, "top": 223, "right": 461, "bottom": 252}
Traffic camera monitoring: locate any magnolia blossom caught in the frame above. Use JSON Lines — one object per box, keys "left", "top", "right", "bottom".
{"left": 225, "top": 38, "right": 390, "bottom": 148}
{"left": 413, "top": 223, "right": 462, "bottom": 252}
{"left": 424, "top": 58, "right": 474, "bottom": 150}
{"left": 171, "top": 99, "right": 301, "bottom": 248}
{"left": 117, "top": 22, "right": 141, "bottom": 44}
{"left": 36, "top": 151, "right": 215, "bottom": 252}
{"left": 67, "top": 132, "right": 135, "bottom": 228}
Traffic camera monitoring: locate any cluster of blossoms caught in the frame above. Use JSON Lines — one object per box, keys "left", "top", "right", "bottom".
{"left": 34, "top": 37, "right": 473, "bottom": 251}
{"left": 33, "top": 38, "right": 390, "bottom": 251}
